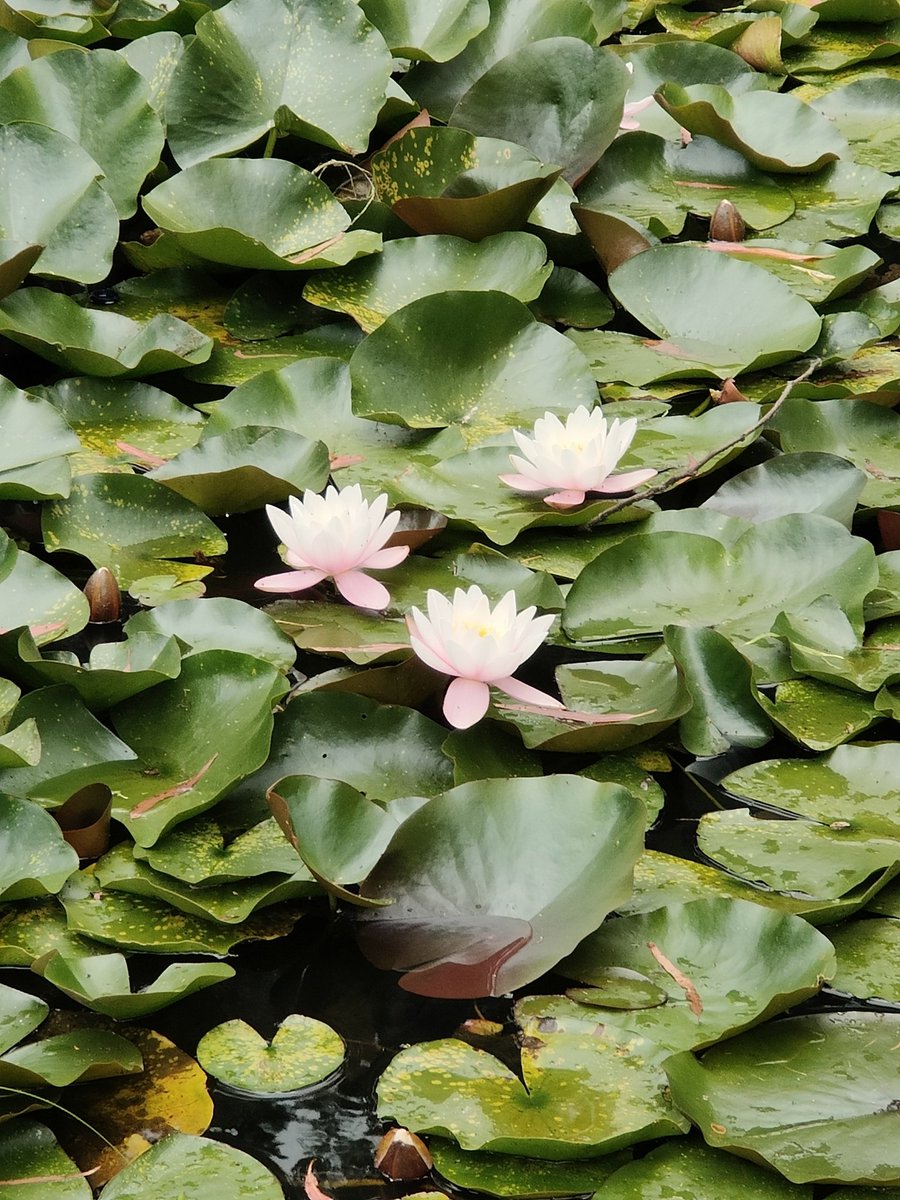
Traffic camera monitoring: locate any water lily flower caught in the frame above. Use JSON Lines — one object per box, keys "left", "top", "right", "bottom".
{"left": 407, "top": 585, "right": 562, "bottom": 729}
{"left": 619, "top": 94, "right": 654, "bottom": 132}
{"left": 256, "top": 484, "right": 409, "bottom": 609}
{"left": 499, "top": 405, "right": 658, "bottom": 509}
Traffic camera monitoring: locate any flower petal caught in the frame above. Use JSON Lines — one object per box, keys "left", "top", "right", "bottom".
{"left": 595, "top": 468, "right": 658, "bottom": 493}
{"left": 255, "top": 568, "right": 326, "bottom": 593}
{"left": 362, "top": 544, "right": 410, "bottom": 569}
{"left": 494, "top": 676, "right": 565, "bottom": 709}
{"left": 443, "top": 677, "right": 491, "bottom": 729}
{"left": 334, "top": 570, "right": 390, "bottom": 610}
{"left": 545, "top": 490, "right": 587, "bottom": 508}
{"left": 499, "top": 473, "right": 549, "bottom": 493}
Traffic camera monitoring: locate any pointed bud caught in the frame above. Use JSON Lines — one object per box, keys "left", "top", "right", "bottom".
{"left": 374, "top": 1128, "right": 432, "bottom": 1181}
{"left": 709, "top": 199, "right": 746, "bottom": 243}
{"left": 84, "top": 567, "right": 120, "bottom": 623}
{"left": 711, "top": 377, "right": 749, "bottom": 406}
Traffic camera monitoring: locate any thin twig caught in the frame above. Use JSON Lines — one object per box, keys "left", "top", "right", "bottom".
{"left": 647, "top": 941, "right": 703, "bottom": 1018}
{"left": 588, "top": 357, "right": 821, "bottom": 526}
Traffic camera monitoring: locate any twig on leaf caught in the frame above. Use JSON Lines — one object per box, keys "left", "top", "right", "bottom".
{"left": 648, "top": 940, "right": 703, "bottom": 1018}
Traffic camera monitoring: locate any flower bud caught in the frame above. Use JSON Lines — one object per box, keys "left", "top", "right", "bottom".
{"left": 84, "top": 567, "right": 120, "bottom": 623}
{"left": 709, "top": 199, "right": 746, "bottom": 243}
{"left": 374, "top": 1128, "right": 433, "bottom": 1181}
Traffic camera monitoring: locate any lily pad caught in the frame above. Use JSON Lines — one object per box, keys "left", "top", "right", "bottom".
{"left": 304, "top": 232, "right": 551, "bottom": 332}
{"left": 0, "top": 377, "right": 78, "bottom": 501}
{"left": 43, "top": 473, "right": 226, "bottom": 595}
{"left": 358, "top": 0, "right": 488, "bottom": 61}
{"left": 42, "top": 952, "right": 235, "bottom": 1018}
{"left": 654, "top": 84, "right": 844, "bottom": 174}
{"left": 701, "top": 452, "right": 866, "bottom": 527}
{"left": 196, "top": 1014, "right": 344, "bottom": 1093}
{"left": 133, "top": 816, "right": 301, "bottom": 885}
{"left": 99, "top": 1133, "right": 285, "bottom": 1199}
{"left": 0, "top": 290, "right": 212, "bottom": 377}
{"left": 166, "top": 0, "right": 392, "bottom": 166}
{"left": 124, "top": 598, "right": 295, "bottom": 673}
{"left": 0, "top": 1119, "right": 91, "bottom": 1199}
{"left": 430, "top": 1140, "right": 629, "bottom": 1199}
{"left": 757, "top": 676, "right": 883, "bottom": 752}
{"left": 665, "top": 1012, "right": 900, "bottom": 1185}
{"left": 143, "top": 159, "right": 377, "bottom": 271}
{"left": 607, "top": 245, "right": 821, "bottom": 376}
{"left": 356, "top": 776, "right": 645, "bottom": 997}
{"left": 828, "top": 917, "right": 900, "bottom": 1002}
{"left": 0, "top": 531, "right": 89, "bottom": 647}
{"left": 0, "top": 1028, "right": 142, "bottom": 1090}
{"left": 0, "top": 122, "right": 117, "bottom": 285}
{"left": 0, "top": 48, "right": 163, "bottom": 217}
{"left": 0, "top": 984, "right": 48, "bottom": 1055}
{"left": 449, "top": 39, "right": 629, "bottom": 184}
{"left": 558, "top": 897, "right": 833, "bottom": 1051}
{"left": 0, "top": 795, "right": 78, "bottom": 901}
{"left": 564, "top": 515, "right": 876, "bottom": 645}
{"left": 773, "top": 159, "right": 895, "bottom": 243}
{"left": 810, "top": 77, "right": 900, "bottom": 171}
{"left": 370, "top": 128, "right": 561, "bottom": 240}
{"left": 350, "top": 291, "right": 596, "bottom": 442}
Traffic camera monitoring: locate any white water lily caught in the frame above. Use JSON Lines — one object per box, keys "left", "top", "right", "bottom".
{"left": 407, "top": 585, "right": 562, "bottom": 729}
{"left": 499, "top": 405, "right": 658, "bottom": 509}
{"left": 256, "top": 484, "right": 409, "bottom": 609}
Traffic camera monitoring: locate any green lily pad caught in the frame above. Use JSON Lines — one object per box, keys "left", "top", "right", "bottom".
{"left": 358, "top": 0, "right": 488, "bottom": 60}
{"left": 701, "top": 452, "right": 866, "bottom": 527}
{"left": 357, "top": 776, "right": 645, "bottom": 997}
{"left": 449, "top": 39, "right": 628, "bottom": 184}
{"left": 665, "top": 1012, "right": 900, "bottom": 1185}
{"left": 99, "top": 1133, "right": 285, "bottom": 1199}
{"left": 564, "top": 515, "right": 875, "bottom": 645}
{"left": 371, "top": 127, "right": 561, "bottom": 240}
{"left": 0, "top": 1119, "right": 91, "bottom": 1199}
{"left": 116, "top": 30, "right": 183, "bottom": 111}
{"left": 607, "top": 245, "right": 821, "bottom": 376}
{"left": 530, "top": 265, "right": 614, "bottom": 328}
{"left": 0, "top": 48, "right": 163, "bottom": 217}
{"left": 134, "top": 816, "right": 303, "bottom": 885}
{"left": 166, "top": 0, "right": 392, "bottom": 166}
{"left": 566, "top": 967, "right": 667, "bottom": 1011}
{"left": 723, "top": 742, "right": 900, "bottom": 836}
{"left": 0, "top": 1028, "right": 142, "bottom": 1090}
{"left": 377, "top": 1020, "right": 688, "bottom": 1159}
{"left": 0, "top": 530, "right": 89, "bottom": 647}
{"left": 773, "top": 159, "right": 895, "bottom": 243}
{"left": 0, "top": 0, "right": 112, "bottom": 42}
{"left": 757, "top": 676, "right": 883, "bottom": 751}
{"left": 558, "top": 897, "right": 833, "bottom": 1051}
{"left": 0, "top": 628, "right": 182, "bottom": 710}
{"left": 430, "top": 1139, "right": 630, "bottom": 1198}
{"left": 404, "top": 0, "right": 598, "bottom": 119}
{"left": 350, "top": 290, "right": 595, "bottom": 442}
{"left": 576, "top": 133, "right": 795, "bottom": 239}
{"left": 0, "top": 984, "right": 48, "bottom": 1055}
{"left": 265, "top": 598, "right": 411, "bottom": 665}
{"left": 60, "top": 870, "right": 300, "bottom": 954}
{"left": 0, "top": 795, "right": 78, "bottom": 901}
{"left": 36, "top": 376, "right": 204, "bottom": 476}
{"left": 783, "top": 22, "right": 900, "bottom": 76}
{"left": 0, "top": 289, "right": 212, "bottom": 377}
{"left": 304, "top": 232, "right": 551, "bottom": 332}
{"left": 810, "top": 77, "right": 900, "bottom": 171}
{"left": 580, "top": 751, "right": 667, "bottom": 824}
{"left": 0, "top": 122, "right": 117, "bottom": 285}
{"left": 597, "top": 1138, "right": 813, "bottom": 1200}
{"left": 42, "top": 952, "right": 235, "bottom": 1018}
{"left": 0, "top": 377, "right": 78, "bottom": 501}
{"left": 147, "top": 426, "right": 329, "bottom": 515}
{"left": 43, "top": 473, "right": 226, "bottom": 595}
{"left": 772, "top": 397, "right": 900, "bottom": 509}
{"left": 108, "top": 650, "right": 287, "bottom": 846}
{"left": 124, "top": 598, "right": 295, "bottom": 673}
{"left": 143, "top": 159, "right": 378, "bottom": 271}
{"left": 701, "top": 240, "right": 880, "bottom": 306}
{"left": 655, "top": 84, "right": 844, "bottom": 174}
{"left": 196, "top": 1013, "right": 344, "bottom": 1093}
{"left": 698, "top": 808, "right": 900, "bottom": 901}
{"left": 828, "top": 917, "right": 900, "bottom": 1002}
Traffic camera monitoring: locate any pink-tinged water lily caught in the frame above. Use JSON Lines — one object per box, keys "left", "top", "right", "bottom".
{"left": 407, "top": 585, "right": 562, "bottom": 730}
{"left": 499, "top": 405, "right": 658, "bottom": 509}
{"left": 619, "top": 94, "right": 654, "bottom": 132}
{"left": 256, "top": 484, "right": 409, "bottom": 609}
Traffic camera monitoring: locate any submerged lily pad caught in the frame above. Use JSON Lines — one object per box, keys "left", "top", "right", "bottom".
{"left": 665, "top": 1012, "right": 900, "bottom": 1185}
{"left": 196, "top": 1014, "right": 344, "bottom": 1093}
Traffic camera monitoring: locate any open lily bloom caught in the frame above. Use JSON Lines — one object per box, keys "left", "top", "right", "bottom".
{"left": 256, "top": 484, "right": 409, "bottom": 609}
{"left": 407, "top": 585, "right": 562, "bottom": 729}
{"left": 499, "top": 405, "right": 658, "bottom": 509}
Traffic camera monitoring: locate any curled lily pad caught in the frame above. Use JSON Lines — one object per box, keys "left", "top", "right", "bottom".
{"left": 42, "top": 951, "right": 235, "bottom": 1018}
{"left": 0, "top": 290, "right": 212, "bottom": 377}
{"left": 143, "top": 159, "right": 377, "bottom": 271}
{"left": 0, "top": 984, "right": 48, "bottom": 1054}
{"left": 166, "top": 0, "right": 392, "bottom": 166}
{"left": 607, "top": 245, "right": 821, "bottom": 376}
{"left": 99, "top": 1134, "right": 284, "bottom": 1199}
{"left": 0, "top": 533, "right": 90, "bottom": 647}
{"left": 0, "top": 795, "right": 78, "bottom": 901}
{"left": 304, "top": 232, "right": 551, "bottom": 332}
{"left": 358, "top": 0, "right": 489, "bottom": 61}
{"left": 350, "top": 291, "right": 596, "bottom": 443}
{"left": 701, "top": 452, "right": 867, "bottom": 528}
{"left": 196, "top": 1013, "right": 344, "bottom": 1093}
{"left": 559, "top": 897, "right": 834, "bottom": 1051}
{"left": 0, "top": 377, "right": 78, "bottom": 501}
{"left": 133, "top": 816, "right": 303, "bottom": 885}
{"left": 665, "top": 1012, "right": 900, "bottom": 1186}
{"left": 655, "top": 84, "right": 845, "bottom": 174}
{"left": 449, "top": 39, "right": 629, "bottom": 184}
{"left": 371, "top": 127, "right": 561, "bottom": 240}
{"left": 0, "top": 48, "right": 163, "bottom": 217}
{"left": 0, "top": 122, "right": 117, "bottom": 285}
{"left": 0, "top": 1028, "right": 142, "bottom": 1090}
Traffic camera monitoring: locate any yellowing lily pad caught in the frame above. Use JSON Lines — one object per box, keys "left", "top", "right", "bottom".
{"left": 196, "top": 1013, "right": 344, "bottom": 1093}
